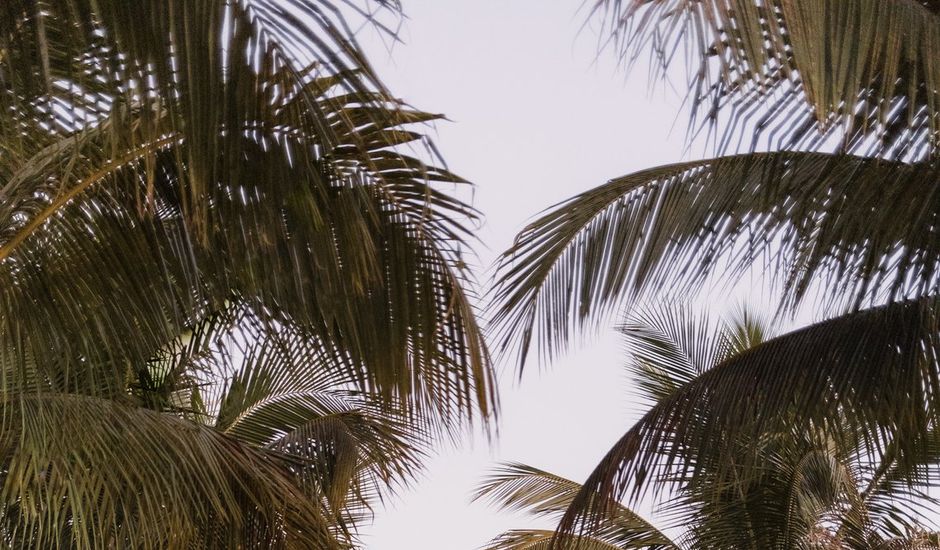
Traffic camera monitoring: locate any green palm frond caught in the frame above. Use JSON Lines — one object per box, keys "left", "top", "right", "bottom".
{"left": 621, "top": 304, "right": 773, "bottom": 408}
{"left": 590, "top": 0, "right": 940, "bottom": 159}
{"left": 475, "top": 463, "right": 677, "bottom": 549}
{"left": 675, "top": 438, "right": 865, "bottom": 549}
{"left": 860, "top": 426, "right": 940, "bottom": 541}
{"left": 0, "top": 296, "right": 437, "bottom": 547}
{"left": 204, "top": 318, "right": 431, "bottom": 527}
{"left": 492, "top": 151, "right": 940, "bottom": 367}
{"left": 722, "top": 305, "right": 772, "bottom": 357}
{"left": 554, "top": 298, "right": 940, "bottom": 545}
{"left": 485, "top": 305, "right": 939, "bottom": 549}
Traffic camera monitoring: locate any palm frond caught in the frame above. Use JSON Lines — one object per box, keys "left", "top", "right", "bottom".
{"left": 492, "top": 151, "right": 940, "bottom": 367}
{"left": 475, "top": 463, "right": 677, "bottom": 549}
{"left": 619, "top": 304, "right": 726, "bottom": 407}
{"left": 0, "top": 45, "right": 495, "bottom": 429}
{"left": 0, "top": 1, "right": 497, "bottom": 542}
{"left": 590, "top": 0, "right": 940, "bottom": 159}
{"left": 481, "top": 530, "right": 628, "bottom": 550}
{"left": 0, "top": 393, "right": 342, "bottom": 549}
{"left": 861, "top": 426, "right": 940, "bottom": 540}
{"left": 554, "top": 297, "right": 940, "bottom": 545}
{"left": 201, "top": 318, "right": 431, "bottom": 527}
{"left": 722, "top": 305, "right": 773, "bottom": 356}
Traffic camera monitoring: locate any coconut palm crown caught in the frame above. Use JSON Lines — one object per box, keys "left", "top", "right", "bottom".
{"left": 491, "top": 0, "right": 940, "bottom": 542}
{"left": 0, "top": 1, "right": 497, "bottom": 547}
{"left": 477, "top": 307, "right": 940, "bottom": 549}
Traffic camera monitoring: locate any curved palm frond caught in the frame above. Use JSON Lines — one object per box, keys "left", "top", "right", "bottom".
{"left": 0, "top": 393, "right": 342, "bottom": 549}
{"left": 619, "top": 305, "right": 728, "bottom": 407}
{"left": 0, "top": 1, "right": 496, "bottom": 425}
{"left": 475, "top": 463, "right": 677, "bottom": 549}
{"left": 554, "top": 297, "right": 940, "bottom": 545}
{"left": 0, "top": 0, "right": 496, "bottom": 544}
{"left": 492, "top": 151, "right": 940, "bottom": 367}
{"left": 482, "top": 530, "right": 630, "bottom": 550}
{"left": 590, "top": 0, "right": 940, "bottom": 159}
{"left": 201, "top": 317, "right": 432, "bottom": 530}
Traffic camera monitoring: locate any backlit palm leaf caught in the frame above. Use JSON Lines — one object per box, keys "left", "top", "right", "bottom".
{"left": 493, "top": 151, "right": 940, "bottom": 367}
{"left": 0, "top": 0, "right": 495, "bottom": 420}
{"left": 0, "top": 393, "right": 342, "bottom": 549}
{"left": 485, "top": 307, "right": 938, "bottom": 549}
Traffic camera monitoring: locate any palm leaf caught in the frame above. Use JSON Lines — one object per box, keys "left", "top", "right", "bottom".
{"left": 481, "top": 530, "right": 630, "bottom": 550}
{"left": 619, "top": 304, "right": 728, "bottom": 407}
{"left": 475, "top": 463, "right": 677, "bottom": 549}
{"left": 590, "top": 0, "right": 940, "bottom": 159}
{"left": 492, "top": 151, "right": 940, "bottom": 367}
{"left": 0, "top": 1, "right": 497, "bottom": 543}
{"left": 202, "top": 318, "right": 431, "bottom": 528}
{"left": 554, "top": 297, "right": 940, "bottom": 545}
{"left": 0, "top": 393, "right": 342, "bottom": 549}
{"left": 0, "top": 30, "right": 496, "bottom": 427}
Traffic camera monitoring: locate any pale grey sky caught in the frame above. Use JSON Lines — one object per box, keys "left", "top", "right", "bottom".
{"left": 354, "top": 3, "right": 692, "bottom": 548}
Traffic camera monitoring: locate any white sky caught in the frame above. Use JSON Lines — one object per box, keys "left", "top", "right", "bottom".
{"left": 354, "top": 3, "right": 691, "bottom": 548}
{"left": 351, "top": 2, "right": 768, "bottom": 548}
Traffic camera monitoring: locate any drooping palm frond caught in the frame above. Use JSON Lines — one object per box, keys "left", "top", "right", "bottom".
{"left": 0, "top": 393, "right": 343, "bottom": 549}
{"left": 485, "top": 304, "right": 940, "bottom": 549}
{"left": 0, "top": 295, "right": 437, "bottom": 547}
{"left": 474, "top": 463, "right": 677, "bottom": 550}
{"left": 0, "top": 0, "right": 496, "bottom": 544}
{"left": 590, "top": 0, "right": 940, "bottom": 159}
{"left": 0, "top": 1, "right": 496, "bottom": 424}
{"left": 618, "top": 306, "right": 867, "bottom": 549}
{"left": 198, "top": 314, "right": 433, "bottom": 533}
{"left": 492, "top": 151, "right": 940, "bottom": 367}
{"left": 553, "top": 297, "right": 940, "bottom": 545}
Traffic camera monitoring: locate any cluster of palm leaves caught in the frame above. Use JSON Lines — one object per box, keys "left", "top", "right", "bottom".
{"left": 5, "top": 0, "right": 940, "bottom": 548}
{"left": 487, "top": 0, "right": 940, "bottom": 548}
{"left": 0, "top": 1, "right": 497, "bottom": 547}
{"left": 479, "top": 307, "right": 940, "bottom": 548}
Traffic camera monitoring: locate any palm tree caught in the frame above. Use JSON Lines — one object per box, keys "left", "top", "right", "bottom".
{"left": 476, "top": 307, "right": 940, "bottom": 549}
{"left": 0, "top": 1, "right": 496, "bottom": 547}
{"left": 491, "top": 0, "right": 940, "bottom": 538}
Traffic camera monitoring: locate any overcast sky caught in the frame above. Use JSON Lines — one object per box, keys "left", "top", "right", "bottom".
{"left": 353, "top": 2, "right": 705, "bottom": 548}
